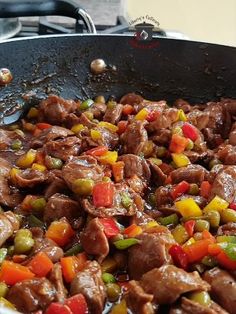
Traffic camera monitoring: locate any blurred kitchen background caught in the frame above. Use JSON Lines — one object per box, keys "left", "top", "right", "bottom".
{"left": 2, "top": 0, "right": 236, "bottom": 47}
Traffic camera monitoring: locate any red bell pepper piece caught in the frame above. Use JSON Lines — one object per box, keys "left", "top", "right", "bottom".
{"left": 92, "top": 182, "right": 114, "bottom": 207}
{"left": 99, "top": 218, "right": 120, "bottom": 238}
{"left": 183, "top": 238, "right": 214, "bottom": 263}
{"left": 65, "top": 294, "right": 88, "bottom": 314}
{"left": 200, "top": 181, "right": 211, "bottom": 198}
{"left": 229, "top": 202, "right": 236, "bottom": 210}
{"left": 122, "top": 104, "right": 134, "bottom": 115}
{"left": 169, "top": 134, "right": 189, "bottom": 153}
{"left": 85, "top": 146, "right": 108, "bottom": 157}
{"left": 169, "top": 244, "right": 189, "bottom": 270}
{"left": 45, "top": 303, "right": 72, "bottom": 314}
{"left": 28, "top": 252, "right": 53, "bottom": 277}
{"left": 182, "top": 123, "right": 198, "bottom": 141}
{"left": 171, "top": 181, "right": 190, "bottom": 199}
{"left": 216, "top": 250, "right": 236, "bottom": 270}
{"left": 36, "top": 122, "right": 52, "bottom": 130}
{"left": 146, "top": 110, "right": 160, "bottom": 122}
{"left": 184, "top": 220, "right": 195, "bottom": 237}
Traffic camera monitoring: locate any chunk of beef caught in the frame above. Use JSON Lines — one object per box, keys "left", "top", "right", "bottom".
{"left": 30, "top": 126, "right": 73, "bottom": 148}
{"left": 120, "top": 92, "right": 144, "bottom": 105}
{"left": 170, "top": 165, "right": 207, "bottom": 184}
{"left": 43, "top": 193, "right": 80, "bottom": 223}
{"left": 49, "top": 263, "right": 67, "bottom": 303}
{"left": 174, "top": 99, "right": 191, "bottom": 113}
{"left": 82, "top": 126, "right": 119, "bottom": 150}
{"left": 148, "top": 159, "right": 167, "bottom": 186}
{"left": 203, "top": 267, "right": 236, "bottom": 314}
{"left": 7, "top": 278, "right": 56, "bottom": 313}
{"left": 155, "top": 185, "right": 172, "bottom": 207}
{"left": 103, "top": 103, "right": 123, "bottom": 124}
{"left": 217, "top": 223, "right": 236, "bottom": 236}
{"left": 169, "top": 297, "right": 228, "bottom": 314}
{"left": 39, "top": 95, "right": 77, "bottom": 125}
{"left": 120, "top": 120, "right": 148, "bottom": 155}
{"left": 125, "top": 280, "right": 154, "bottom": 314}
{"left": 119, "top": 154, "right": 151, "bottom": 180}
{"left": 210, "top": 166, "right": 236, "bottom": 203}
{"left": 228, "top": 122, "right": 236, "bottom": 145}
{"left": 81, "top": 218, "right": 109, "bottom": 263}
{"left": 140, "top": 265, "right": 210, "bottom": 304}
{"left": 136, "top": 100, "right": 167, "bottom": 113}
{"left": 63, "top": 113, "right": 81, "bottom": 129}
{"left": 0, "top": 211, "right": 19, "bottom": 246}
{"left": 126, "top": 175, "right": 147, "bottom": 195}
{"left": 146, "top": 108, "right": 179, "bottom": 132}
{"left": 0, "top": 129, "right": 23, "bottom": 150}
{"left": 150, "top": 129, "right": 171, "bottom": 145}
{"left": 31, "top": 228, "right": 63, "bottom": 263}
{"left": 82, "top": 182, "right": 143, "bottom": 217}
{"left": 62, "top": 156, "right": 103, "bottom": 192}
{"left": 13, "top": 168, "right": 47, "bottom": 188}
{"left": 76, "top": 112, "right": 97, "bottom": 128}
{"left": 184, "top": 150, "right": 213, "bottom": 164}
{"left": 88, "top": 102, "right": 107, "bottom": 119}
{"left": 43, "top": 136, "right": 81, "bottom": 161}
{"left": 187, "top": 109, "right": 210, "bottom": 130}
{"left": 70, "top": 261, "right": 106, "bottom": 314}
{"left": 204, "top": 102, "right": 225, "bottom": 133}
{"left": 0, "top": 157, "right": 11, "bottom": 176}
{"left": 128, "top": 226, "right": 175, "bottom": 280}
{"left": 44, "top": 176, "right": 67, "bottom": 199}
{"left": 217, "top": 145, "right": 236, "bottom": 165}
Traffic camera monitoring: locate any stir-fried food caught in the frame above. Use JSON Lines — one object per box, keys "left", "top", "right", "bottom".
{"left": 0, "top": 93, "right": 236, "bottom": 313}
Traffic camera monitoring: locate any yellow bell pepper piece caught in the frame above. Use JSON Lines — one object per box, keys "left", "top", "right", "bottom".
{"left": 111, "top": 300, "right": 127, "bottom": 314}
{"left": 16, "top": 149, "right": 37, "bottom": 169}
{"left": 143, "top": 140, "right": 154, "bottom": 157}
{"left": 31, "top": 163, "right": 46, "bottom": 172}
{"left": 183, "top": 237, "right": 196, "bottom": 248}
{"left": 10, "top": 168, "right": 20, "bottom": 184}
{"left": 0, "top": 297, "right": 16, "bottom": 310}
{"left": 98, "top": 121, "right": 118, "bottom": 133}
{"left": 71, "top": 124, "right": 84, "bottom": 134}
{"left": 91, "top": 129, "right": 102, "bottom": 140}
{"left": 203, "top": 195, "right": 229, "bottom": 212}
{"left": 172, "top": 153, "right": 190, "bottom": 167}
{"left": 99, "top": 151, "right": 118, "bottom": 165}
{"left": 144, "top": 220, "right": 159, "bottom": 229}
{"left": 175, "top": 198, "right": 202, "bottom": 218}
{"left": 27, "top": 107, "right": 39, "bottom": 119}
{"left": 135, "top": 108, "right": 149, "bottom": 120}
{"left": 178, "top": 109, "right": 187, "bottom": 122}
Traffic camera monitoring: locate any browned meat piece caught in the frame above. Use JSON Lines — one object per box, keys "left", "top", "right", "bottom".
{"left": 210, "top": 166, "right": 236, "bottom": 203}
{"left": 13, "top": 168, "right": 47, "bottom": 188}
{"left": 187, "top": 109, "right": 210, "bottom": 130}
{"left": 31, "top": 227, "right": 63, "bottom": 263}
{"left": 128, "top": 226, "right": 175, "bottom": 280}
{"left": 0, "top": 176, "right": 22, "bottom": 208}
{"left": 155, "top": 185, "right": 172, "bottom": 207}
{"left": 44, "top": 136, "right": 81, "bottom": 161}
{"left": 77, "top": 112, "right": 97, "bottom": 128}
{"left": 81, "top": 218, "right": 109, "bottom": 263}
{"left": 217, "top": 145, "right": 236, "bottom": 165}
{"left": 82, "top": 126, "right": 119, "bottom": 150}
{"left": 39, "top": 95, "right": 77, "bottom": 125}
{"left": 103, "top": 103, "right": 123, "bottom": 124}
{"left": 44, "top": 176, "right": 68, "bottom": 199}
{"left": 120, "top": 120, "right": 148, "bottom": 155}
{"left": 228, "top": 122, "right": 236, "bottom": 145}
{"left": 7, "top": 278, "right": 56, "bottom": 313}
{"left": 43, "top": 193, "right": 80, "bottom": 223}
{"left": 174, "top": 99, "right": 191, "bottom": 113}
{"left": 63, "top": 113, "right": 81, "bottom": 129}
{"left": 70, "top": 261, "right": 106, "bottom": 314}
{"left": 151, "top": 129, "right": 171, "bottom": 145}
{"left": 204, "top": 102, "right": 225, "bottom": 133}
{"left": 119, "top": 154, "right": 151, "bottom": 180}
{"left": 120, "top": 92, "right": 144, "bottom": 105}
{"left": 49, "top": 263, "right": 67, "bottom": 303}
{"left": 0, "top": 129, "right": 23, "bottom": 150}
{"left": 177, "top": 195, "right": 207, "bottom": 208}
{"left": 135, "top": 100, "right": 167, "bottom": 113}
{"left": 203, "top": 267, "right": 236, "bottom": 314}
{"left": 126, "top": 175, "right": 147, "bottom": 195}
{"left": 148, "top": 160, "right": 167, "bottom": 186}
{"left": 169, "top": 297, "right": 228, "bottom": 314}
{"left": 30, "top": 126, "right": 73, "bottom": 148}
{"left": 88, "top": 102, "right": 107, "bottom": 119}
{"left": 130, "top": 212, "right": 154, "bottom": 226}
{"left": 146, "top": 108, "right": 179, "bottom": 132}
{"left": 62, "top": 155, "right": 103, "bottom": 192}
{"left": 217, "top": 223, "right": 236, "bottom": 236}
{"left": 184, "top": 150, "right": 213, "bottom": 164}
{"left": 125, "top": 280, "right": 154, "bottom": 314}
{"left": 0, "top": 157, "right": 11, "bottom": 175}
{"left": 170, "top": 165, "right": 207, "bottom": 184}
{"left": 82, "top": 182, "right": 143, "bottom": 217}
{"left": 140, "top": 265, "right": 210, "bottom": 304}
{"left": 0, "top": 212, "right": 19, "bottom": 246}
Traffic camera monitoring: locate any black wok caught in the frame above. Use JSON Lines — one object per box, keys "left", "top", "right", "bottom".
{"left": 0, "top": 0, "right": 236, "bottom": 124}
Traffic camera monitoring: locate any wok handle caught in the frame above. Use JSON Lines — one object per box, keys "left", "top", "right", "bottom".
{"left": 0, "top": 0, "right": 96, "bottom": 33}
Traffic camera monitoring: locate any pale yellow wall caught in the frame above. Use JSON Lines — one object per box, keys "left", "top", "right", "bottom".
{"left": 126, "top": 0, "right": 236, "bottom": 46}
